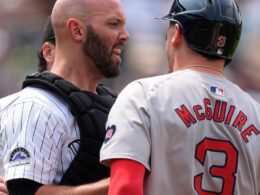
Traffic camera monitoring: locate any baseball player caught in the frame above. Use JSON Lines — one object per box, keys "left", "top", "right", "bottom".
{"left": 0, "top": 15, "right": 56, "bottom": 195}
{"left": 100, "top": 0, "right": 260, "bottom": 195}
{"left": 0, "top": 0, "right": 129, "bottom": 194}
{"left": 37, "top": 15, "right": 56, "bottom": 72}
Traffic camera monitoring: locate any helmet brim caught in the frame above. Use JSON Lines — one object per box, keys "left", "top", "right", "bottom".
{"left": 155, "top": 14, "right": 172, "bottom": 21}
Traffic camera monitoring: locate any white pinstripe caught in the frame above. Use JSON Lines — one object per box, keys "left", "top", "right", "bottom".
{"left": 0, "top": 86, "right": 80, "bottom": 184}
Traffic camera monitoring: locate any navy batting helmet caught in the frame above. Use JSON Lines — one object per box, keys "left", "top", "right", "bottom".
{"left": 157, "top": 0, "right": 242, "bottom": 64}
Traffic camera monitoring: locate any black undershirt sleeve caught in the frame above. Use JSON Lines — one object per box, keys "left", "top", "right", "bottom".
{"left": 7, "top": 179, "right": 43, "bottom": 195}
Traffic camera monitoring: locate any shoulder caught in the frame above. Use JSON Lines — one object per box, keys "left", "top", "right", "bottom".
{"left": 0, "top": 86, "right": 72, "bottom": 123}
{"left": 97, "top": 84, "right": 117, "bottom": 98}
{"left": 114, "top": 74, "right": 171, "bottom": 108}
{"left": 123, "top": 74, "right": 171, "bottom": 93}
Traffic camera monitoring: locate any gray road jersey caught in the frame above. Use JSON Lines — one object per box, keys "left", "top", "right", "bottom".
{"left": 100, "top": 70, "right": 260, "bottom": 195}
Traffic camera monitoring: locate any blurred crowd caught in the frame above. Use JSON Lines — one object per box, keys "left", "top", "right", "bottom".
{"left": 0, "top": 0, "right": 260, "bottom": 102}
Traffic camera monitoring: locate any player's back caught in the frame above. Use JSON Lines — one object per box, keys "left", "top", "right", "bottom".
{"left": 143, "top": 70, "right": 260, "bottom": 195}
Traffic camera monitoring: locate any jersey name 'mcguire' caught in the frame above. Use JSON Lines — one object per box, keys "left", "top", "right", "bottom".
{"left": 175, "top": 98, "right": 260, "bottom": 143}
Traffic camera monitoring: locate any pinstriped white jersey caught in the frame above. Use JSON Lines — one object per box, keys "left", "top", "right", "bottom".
{"left": 100, "top": 70, "right": 260, "bottom": 195}
{"left": 0, "top": 124, "right": 4, "bottom": 176}
{"left": 0, "top": 86, "right": 80, "bottom": 184}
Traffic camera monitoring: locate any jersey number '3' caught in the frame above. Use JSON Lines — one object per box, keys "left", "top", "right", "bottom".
{"left": 194, "top": 138, "right": 238, "bottom": 195}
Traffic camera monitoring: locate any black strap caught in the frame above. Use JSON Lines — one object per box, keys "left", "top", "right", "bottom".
{"left": 7, "top": 179, "right": 43, "bottom": 195}
{"left": 22, "top": 72, "right": 116, "bottom": 185}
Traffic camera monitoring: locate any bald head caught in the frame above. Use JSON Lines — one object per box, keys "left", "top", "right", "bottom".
{"left": 51, "top": 0, "right": 123, "bottom": 38}
{"left": 51, "top": 0, "right": 85, "bottom": 37}
{"left": 50, "top": 0, "right": 129, "bottom": 87}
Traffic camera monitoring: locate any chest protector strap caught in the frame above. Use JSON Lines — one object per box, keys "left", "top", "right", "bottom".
{"left": 22, "top": 72, "right": 116, "bottom": 185}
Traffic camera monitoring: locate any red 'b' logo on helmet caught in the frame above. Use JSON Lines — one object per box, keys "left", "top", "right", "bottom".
{"left": 216, "top": 36, "right": 226, "bottom": 48}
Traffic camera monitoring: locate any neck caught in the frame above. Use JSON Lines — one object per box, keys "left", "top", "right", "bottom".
{"left": 177, "top": 64, "right": 225, "bottom": 77}
{"left": 51, "top": 60, "right": 102, "bottom": 93}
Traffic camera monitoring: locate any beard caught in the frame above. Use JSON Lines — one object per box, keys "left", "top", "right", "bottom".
{"left": 82, "top": 25, "right": 122, "bottom": 78}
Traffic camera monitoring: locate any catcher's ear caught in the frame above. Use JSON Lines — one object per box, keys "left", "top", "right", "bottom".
{"left": 42, "top": 42, "right": 55, "bottom": 69}
{"left": 67, "top": 18, "right": 84, "bottom": 42}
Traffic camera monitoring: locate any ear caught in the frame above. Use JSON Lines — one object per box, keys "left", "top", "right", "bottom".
{"left": 67, "top": 18, "right": 84, "bottom": 42}
{"left": 171, "top": 23, "right": 182, "bottom": 47}
{"left": 42, "top": 42, "right": 55, "bottom": 69}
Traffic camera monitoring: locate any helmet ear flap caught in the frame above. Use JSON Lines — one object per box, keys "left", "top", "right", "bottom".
{"left": 156, "top": 0, "right": 242, "bottom": 65}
